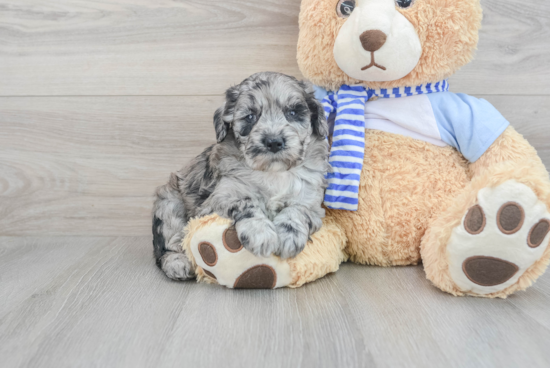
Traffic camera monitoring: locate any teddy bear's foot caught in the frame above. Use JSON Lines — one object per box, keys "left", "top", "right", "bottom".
{"left": 183, "top": 214, "right": 349, "bottom": 289}
{"left": 444, "top": 180, "right": 550, "bottom": 297}
{"left": 187, "top": 217, "right": 292, "bottom": 289}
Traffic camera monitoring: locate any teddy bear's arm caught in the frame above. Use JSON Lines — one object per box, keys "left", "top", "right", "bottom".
{"left": 427, "top": 92, "right": 510, "bottom": 163}
{"left": 469, "top": 126, "right": 547, "bottom": 179}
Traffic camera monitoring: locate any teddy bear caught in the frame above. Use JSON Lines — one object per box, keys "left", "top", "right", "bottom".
{"left": 182, "top": 0, "right": 550, "bottom": 298}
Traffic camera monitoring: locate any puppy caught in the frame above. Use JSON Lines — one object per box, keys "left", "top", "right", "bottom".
{"left": 152, "top": 72, "right": 329, "bottom": 280}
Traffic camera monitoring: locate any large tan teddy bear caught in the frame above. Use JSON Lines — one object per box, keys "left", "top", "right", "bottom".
{"left": 183, "top": 0, "right": 550, "bottom": 298}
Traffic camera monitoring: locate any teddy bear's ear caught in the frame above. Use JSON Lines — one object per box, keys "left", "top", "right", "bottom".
{"left": 213, "top": 85, "right": 240, "bottom": 143}
{"left": 300, "top": 81, "right": 329, "bottom": 138}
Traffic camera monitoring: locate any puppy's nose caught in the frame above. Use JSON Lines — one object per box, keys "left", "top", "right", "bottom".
{"left": 264, "top": 137, "right": 285, "bottom": 153}
{"left": 360, "top": 30, "right": 387, "bottom": 52}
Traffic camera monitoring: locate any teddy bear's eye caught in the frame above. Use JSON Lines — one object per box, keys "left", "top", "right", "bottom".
{"left": 395, "top": 0, "right": 415, "bottom": 8}
{"left": 336, "top": 0, "right": 356, "bottom": 18}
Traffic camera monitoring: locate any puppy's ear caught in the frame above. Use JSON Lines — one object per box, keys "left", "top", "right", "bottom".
{"left": 213, "top": 85, "right": 241, "bottom": 143}
{"left": 300, "top": 81, "right": 328, "bottom": 138}
{"left": 213, "top": 106, "right": 228, "bottom": 143}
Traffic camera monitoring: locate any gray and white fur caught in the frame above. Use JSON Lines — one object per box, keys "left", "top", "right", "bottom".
{"left": 152, "top": 72, "right": 329, "bottom": 280}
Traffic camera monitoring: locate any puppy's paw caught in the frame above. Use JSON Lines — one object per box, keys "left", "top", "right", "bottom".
{"left": 235, "top": 217, "right": 279, "bottom": 257}
{"left": 160, "top": 252, "right": 196, "bottom": 281}
{"left": 274, "top": 221, "right": 309, "bottom": 259}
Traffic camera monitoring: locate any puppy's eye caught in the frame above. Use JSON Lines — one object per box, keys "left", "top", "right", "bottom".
{"left": 336, "top": 0, "right": 355, "bottom": 18}
{"left": 395, "top": 0, "right": 415, "bottom": 8}
{"left": 245, "top": 114, "right": 256, "bottom": 123}
{"left": 285, "top": 107, "right": 302, "bottom": 121}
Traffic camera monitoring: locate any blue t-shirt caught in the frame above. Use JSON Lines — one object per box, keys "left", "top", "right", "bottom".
{"left": 316, "top": 86, "right": 509, "bottom": 162}
{"left": 427, "top": 92, "right": 509, "bottom": 162}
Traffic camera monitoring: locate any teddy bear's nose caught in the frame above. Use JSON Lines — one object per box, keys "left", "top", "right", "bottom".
{"left": 359, "top": 30, "right": 387, "bottom": 52}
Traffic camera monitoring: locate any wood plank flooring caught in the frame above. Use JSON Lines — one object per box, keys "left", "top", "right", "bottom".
{"left": 1, "top": 236, "right": 549, "bottom": 368}
{"left": 1, "top": 0, "right": 550, "bottom": 367}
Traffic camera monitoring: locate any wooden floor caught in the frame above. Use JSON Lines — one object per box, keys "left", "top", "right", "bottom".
{"left": 1, "top": 1, "right": 549, "bottom": 367}
{"left": 1, "top": 237, "right": 550, "bottom": 368}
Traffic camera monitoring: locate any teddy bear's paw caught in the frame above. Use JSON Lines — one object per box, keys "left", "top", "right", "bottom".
{"left": 189, "top": 221, "right": 292, "bottom": 289}
{"left": 447, "top": 180, "right": 550, "bottom": 296}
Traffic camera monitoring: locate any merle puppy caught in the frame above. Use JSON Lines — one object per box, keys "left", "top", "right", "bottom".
{"left": 152, "top": 72, "right": 329, "bottom": 281}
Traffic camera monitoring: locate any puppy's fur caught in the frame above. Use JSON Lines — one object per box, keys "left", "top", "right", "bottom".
{"left": 152, "top": 72, "right": 329, "bottom": 280}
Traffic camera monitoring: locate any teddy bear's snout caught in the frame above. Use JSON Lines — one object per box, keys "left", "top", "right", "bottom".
{"left": 359, "top": 29, "right": 387, "bottom": 52}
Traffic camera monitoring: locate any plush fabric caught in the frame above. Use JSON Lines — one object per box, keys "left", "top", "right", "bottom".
{"left": 297, "top": 0, "right": 482, "bottom": 91}
{"left": 331, "top": 130, "right": 470, "bottom": 267}
{"left": 288, "top": 215, "right": 348, "bottom": 288}
{"left": 322, "top": 81, "right": 450, "bottom": 211}
{"left": 183, "top": 213, "right": 348, "bottom": 288}
{"left": 333, "top": 0, "right": 423, "bottom": 82}
{"left": 421, "top": 128, "right": 550, "bottom": 298}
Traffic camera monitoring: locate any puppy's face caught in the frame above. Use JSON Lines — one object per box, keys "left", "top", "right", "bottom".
{"left": 214, "top": 72, "right": 328, "bottom": 172}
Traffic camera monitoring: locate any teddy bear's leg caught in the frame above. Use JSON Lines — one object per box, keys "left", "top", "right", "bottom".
{"left": 422, "top": 127, "right": 550, "bottom": 298}
{"left": 182, "top": 214, "right": 347, "bottom": 289}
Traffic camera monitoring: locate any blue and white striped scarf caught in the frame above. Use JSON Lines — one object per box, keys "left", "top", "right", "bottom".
{"left": 322, "top": 80, "right": 449, "bottom": 211}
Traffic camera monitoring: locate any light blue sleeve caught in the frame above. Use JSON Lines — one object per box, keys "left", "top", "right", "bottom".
{"left": 313, "top": 85, "right": 329, "bottom": 102}
{"left": 427, "top": 92, "right": 510, "bottom": 162}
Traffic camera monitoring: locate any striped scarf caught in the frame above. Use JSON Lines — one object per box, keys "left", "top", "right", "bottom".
{"left": 322, "top": 80, "right": 449, "bottom": 211}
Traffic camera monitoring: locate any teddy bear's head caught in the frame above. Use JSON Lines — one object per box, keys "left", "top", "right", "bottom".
{"left": 297, "top": 0, "right": 482, "bottom": 91}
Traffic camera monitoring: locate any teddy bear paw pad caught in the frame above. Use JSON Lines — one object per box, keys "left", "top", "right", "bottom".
{"left": 189, "top": 223, "right": 291, "bottom": 289}
{"left": 447, "top": 180, "right": 550, "bottom": 295}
